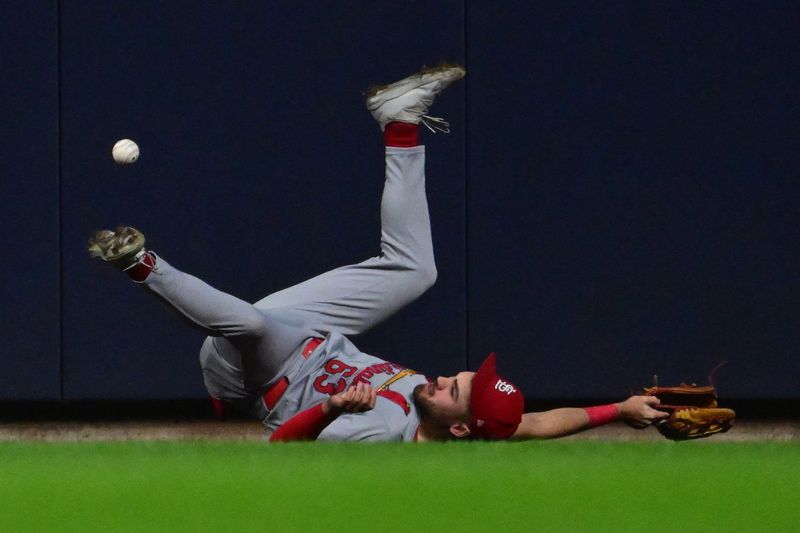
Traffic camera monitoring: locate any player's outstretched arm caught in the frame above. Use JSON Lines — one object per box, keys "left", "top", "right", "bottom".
{"left": 511, "top": 396, "right": 669, "bottom": 440}
{"left": 269, "top": 383, "right": 377, "bottom": 442}
{"left": 511, "top": 408, "right": 591, "bottom": 440}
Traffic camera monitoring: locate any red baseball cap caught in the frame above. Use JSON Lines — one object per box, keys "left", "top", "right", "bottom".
{"left": 468, "top": 353, "right": 524, "bottom": 440}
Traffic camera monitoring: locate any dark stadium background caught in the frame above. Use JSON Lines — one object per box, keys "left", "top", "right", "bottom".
{"left": 2, "top": 1, "right": 797, "bottom": 411}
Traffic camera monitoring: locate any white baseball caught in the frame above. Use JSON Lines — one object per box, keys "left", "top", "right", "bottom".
{"left": 112, "top": 139, "right": 140, "bottom": 164}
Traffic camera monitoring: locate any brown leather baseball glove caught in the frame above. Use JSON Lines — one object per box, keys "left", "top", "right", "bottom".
{"left": 643, "top": 383, "right": 735, "bottom": 440}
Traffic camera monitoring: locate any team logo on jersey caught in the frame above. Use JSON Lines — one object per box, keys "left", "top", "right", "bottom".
{"left": 494, "top": 379, "right": 516, "bottom": 395}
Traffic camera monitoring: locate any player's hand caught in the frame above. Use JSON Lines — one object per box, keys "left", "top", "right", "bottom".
{"left": 616, "top": 395, "right": 670, "bottom": 427}
{"left": 324, "top": 382, "right": 378, "bottom": 415}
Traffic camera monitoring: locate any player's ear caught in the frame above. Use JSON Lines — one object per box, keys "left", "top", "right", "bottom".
{"left": 449, "top": 422, "right": 471, "bottom": 439}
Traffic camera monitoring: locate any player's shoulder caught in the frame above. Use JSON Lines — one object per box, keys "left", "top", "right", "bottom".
{"left": 375, "top": 394, "right": 420, "bottom": 441}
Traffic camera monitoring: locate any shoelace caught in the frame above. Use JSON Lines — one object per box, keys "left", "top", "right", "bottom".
{"left": 122, "top": 249, "right": 149, "bottom": 272}
{"left": 420, "top": 115, "right": 451, "bottom": 134}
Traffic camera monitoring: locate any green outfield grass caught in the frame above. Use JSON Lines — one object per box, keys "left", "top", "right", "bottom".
{"left": 0, "top": 441, "right": 797, "bottom": 532}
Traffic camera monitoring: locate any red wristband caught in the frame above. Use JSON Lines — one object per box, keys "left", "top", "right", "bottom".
{"left": 584, "top": 404, "right": 619, "bottom": 427}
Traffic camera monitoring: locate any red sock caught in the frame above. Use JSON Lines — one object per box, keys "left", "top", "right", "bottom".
{"left": 384, "top": 122, "right": 419, "bottom": 147}
{"left": 126, "top": 251, "right": 156, "bottom": 282}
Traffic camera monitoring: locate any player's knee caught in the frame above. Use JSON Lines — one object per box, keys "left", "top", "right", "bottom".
{"left": 235, "top": 312, "right": 269, "bottom": 339}
{"left": 420, "top": 262, "right": 438, "bottom": 289}
{"left": 410, "top": 262, "right": 437, "bottom": 295}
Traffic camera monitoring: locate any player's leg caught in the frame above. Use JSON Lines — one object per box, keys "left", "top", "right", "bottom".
{"left": 254, "top": 65, "right": 465, "bottom": 336}
{"left": 88, "top": 227, "right": 310, "bottom": 382}
{"left": 255, "top": 145, "right": 433, "bottom": 335}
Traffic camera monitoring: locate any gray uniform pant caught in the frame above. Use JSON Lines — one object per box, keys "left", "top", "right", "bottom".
{"left": 141, "top": 146, "right": 435, "bottom": 389}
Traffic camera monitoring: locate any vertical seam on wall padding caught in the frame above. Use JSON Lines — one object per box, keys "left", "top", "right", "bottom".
{"left": 463, "top": 0, "right": 470, "bottom": 372}
{"left": 57, "top": 0, "right": 63, "bottom": 400}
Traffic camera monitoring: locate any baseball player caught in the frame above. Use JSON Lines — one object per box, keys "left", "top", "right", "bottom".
{"left": 88, "top": 65, "right": 667, "bottom": 441}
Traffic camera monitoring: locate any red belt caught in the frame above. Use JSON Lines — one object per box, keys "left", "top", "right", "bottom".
{"left": 262, "top": 337, "right": 324, "bottom": 410}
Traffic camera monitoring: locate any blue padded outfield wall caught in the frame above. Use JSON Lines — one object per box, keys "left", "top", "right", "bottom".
{"left": 2, "top": 1, "right": 797, "bottom": 400}
{"left": 465, "top": 1, "right": 799, "bottom": 399}
{"left": 0, "top": 3, "right": 61, "bottom": 399}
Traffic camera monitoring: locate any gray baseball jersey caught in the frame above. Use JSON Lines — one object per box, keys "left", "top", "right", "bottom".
{"left": 275, "top": 331, "right": 427, "bottom": 441}
{"left": 140, "top": 147, "right": 435, "bottom": 441}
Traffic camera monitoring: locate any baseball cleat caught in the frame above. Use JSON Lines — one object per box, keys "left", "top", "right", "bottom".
{"left": 87, "top": 226, "right": 146, "bottom": 270}
{"left": 366, "top": 64, "right": 466, "bottom": 133}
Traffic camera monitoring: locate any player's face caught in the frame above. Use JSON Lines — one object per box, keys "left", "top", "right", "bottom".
{"left": 413, "top": 371, "right": 475, "bottom": 425}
